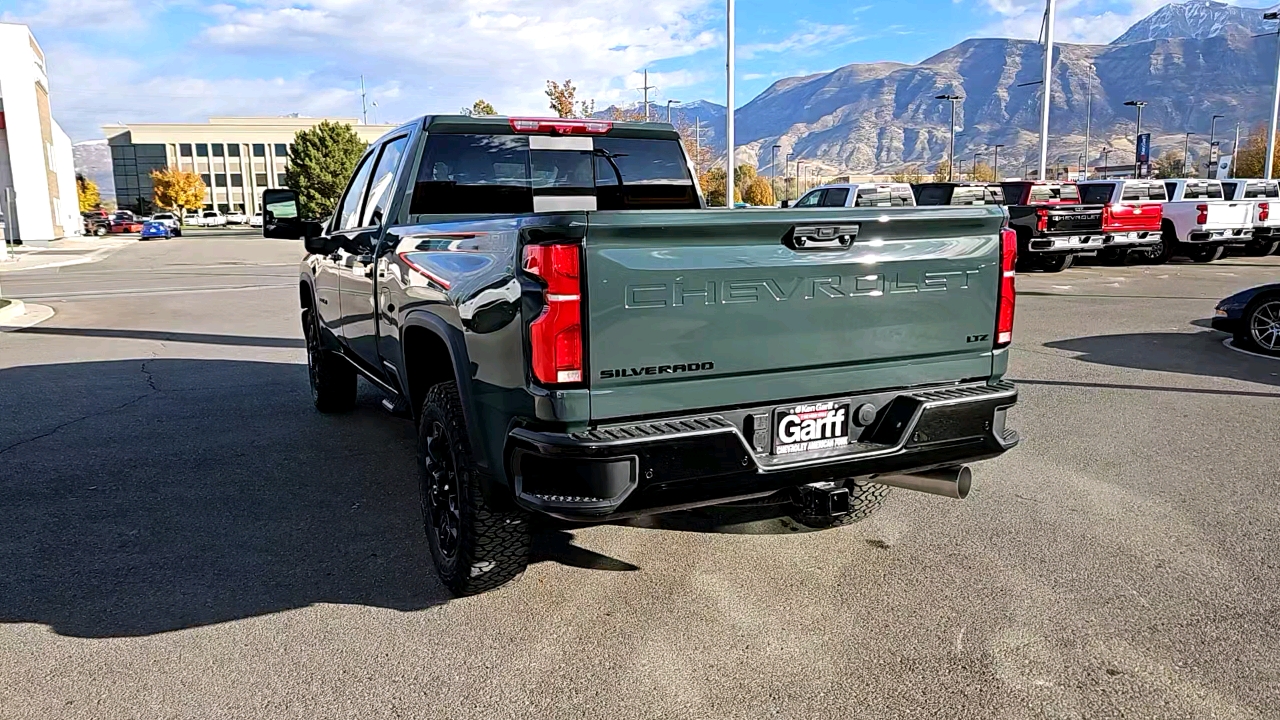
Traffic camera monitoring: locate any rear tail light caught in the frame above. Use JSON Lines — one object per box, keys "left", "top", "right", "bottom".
{"left": 523, "top": 243, "right": 583, "bottom": 385}
{"left": 1196, "top": 204, "right": 1208, "bottom": 225}
{"left": 1260, "top": 202, "right": 1270, "bottom": 222}
{"left": 1035, "top": 208, "right": 1048, "bottom": 233}
{"left": 1102, "top": 204, "right": 1113, "bottom": 227}
{"left": 509, "top": 118, "right": 612, "bottom": 135}
{"left": 996, "top": 227, "right": 1017, "bottom": 348}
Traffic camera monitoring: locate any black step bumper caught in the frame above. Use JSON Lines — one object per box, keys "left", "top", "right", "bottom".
{"left": 505, "top": 381, "right": 1019, "bottom": 521}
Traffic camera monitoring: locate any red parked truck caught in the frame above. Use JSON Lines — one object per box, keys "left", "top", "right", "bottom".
{"left": 1077, "top": 180, "right": 1166, "bottom": 264}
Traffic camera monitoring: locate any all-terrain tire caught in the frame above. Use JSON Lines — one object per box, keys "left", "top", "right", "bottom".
{"left": 303, "top": 306, "right": 356, "bottom": 413}
{"left": 419, "top": 381, "right": 530, "bottom": 595}
{"left": 789, "top": 480, "right": 893, "bottom": 529}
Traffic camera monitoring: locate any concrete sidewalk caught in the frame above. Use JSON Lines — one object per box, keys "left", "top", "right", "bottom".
{"left": 0, "top": 236, "right": 137, "bottom": 273}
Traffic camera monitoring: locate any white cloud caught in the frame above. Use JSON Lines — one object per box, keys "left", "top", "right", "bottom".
{"left": 739, "top": 21, "right": 868, "bottom": 59}
{"left": 2, "top": 0, "right": 147, "bottom": 29}
{"left": 975, "top": 0, "right": 1174, "bottom": 43}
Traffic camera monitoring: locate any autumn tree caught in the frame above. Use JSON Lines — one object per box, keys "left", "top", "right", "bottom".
{"left": 890, "top": 165, "right": 923, "bottom": 183}
{"left": 932, "top": 160, "right": 952, "bottom": 182}
{"left": 733, "top": 163, "right": 757, "bottom": 191}
{"left": 699, "top": 167, "right": 741, "bottom": 207}
{"left": 545, "top": 80, "right": 596, "bottom": 119}
{"left": 674, "top": 118, "right": 712, "bottom": 173}
{"left": 468, "top": 99, "right": 497, "bottom": 116}
{"left": 284, "top": 120, "right": 368, "bottom": 218}
{"left": 150, "top": 168, "right": 206, "bottom": 217}
{"left": 1232, "top": 124, "right": 1280, "bottom": 179}
{"left": 969, "top": 162, "right": 996, "bottom": 182}
{"left": 743, "top": 175, "right": 775, "bottom": 206}
{"left": 1152, "top": 150, "right": 1183, "bottom": 179}
{"left": 76, "top": 174, "right": 100, "bottom": 212}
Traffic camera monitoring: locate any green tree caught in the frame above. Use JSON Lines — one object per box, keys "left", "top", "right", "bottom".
{"left": 733, "top": 164, "right": 757, "bottom": 190}
{"left": 469, "top": 99, "right": 497, "bottom": 116}
{"left": 890, "top": 165, "right": 923, "bottom": 183}
{"left": 76, "top": 174, "right": 100, "bottom": 212}
{"left": 283, "top": 121, "right": 368, "bottom": 219}
{"left": 1152, "top": 150, "right": 1183, "bottom": 179}
{"left": 743, "top": 175, "right": 775, "bottom": 206}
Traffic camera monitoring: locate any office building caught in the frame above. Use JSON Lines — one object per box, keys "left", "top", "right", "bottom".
{"left": 0, "top": 22, "right": 80, "bottom": 243}
{"left": 102, "top": 117, "right": 396, "bottom": 214}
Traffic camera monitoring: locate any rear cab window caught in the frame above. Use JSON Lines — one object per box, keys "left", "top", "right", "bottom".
{"left": 1026, "top": 184, "right": 1079, "bottom": 204}
{"left": 854, "top": 185, "right": 911, "bottom": 207}
{"left": 408, "top": 130, "right": 699, "bottom": 216}
{"left": 1079, "top": 184, "right": 1114, "bottom": 205}
{"left": 1243, "top": 181, "right": 1280, "bottom": 199}
{"left": 1119, "top": 182, "right": 1166, "bottom": 202}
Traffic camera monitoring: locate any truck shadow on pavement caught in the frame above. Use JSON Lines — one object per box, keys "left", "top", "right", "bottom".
{"left": 1040, "top": 330, "right": 1280, "bottom": 390}
{"left": 0, "top": 358, "right": 631, "bottom": 638}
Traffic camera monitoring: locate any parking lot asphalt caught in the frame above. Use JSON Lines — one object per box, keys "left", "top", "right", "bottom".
{"left": 2, "top": 232, "right": 1278, "bottom": 719}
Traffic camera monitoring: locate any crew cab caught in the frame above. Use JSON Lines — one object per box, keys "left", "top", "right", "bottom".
{"left": 999, "top": 181, "right": 1104, "bottom": 272}
{"left": 262, "top": 115, "right": 1019, "bottom": 596}
{"left": 912, "top": 182, "right": 1005, "bottom": 206}
{"left": 793, "top": 182, "right": 916, "bottom": 208}
{"left": 1076, "top": 180, "right": 1165, "bottom": 264}
{"left": 200, "top": 210, "right": 227, "bottom": 227}
{"left": 1158, "top": 179, "right": 1253, "bottom": 263}
{"left": 1220, "top": 179, "right": 1280, "bottom": 256}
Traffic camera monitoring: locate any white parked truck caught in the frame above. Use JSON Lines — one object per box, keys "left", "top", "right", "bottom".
{"left": 200, "top": 210, "right": 227, "bottom": 227}
{"left": 1157, "top": 179, "right": 1253, "bottom": 263}
{"left": 1220, "top": 179, "right": 1280, "bottom": 256}
{"left": 792, "top": 183, "right": 916, "bottom": 208}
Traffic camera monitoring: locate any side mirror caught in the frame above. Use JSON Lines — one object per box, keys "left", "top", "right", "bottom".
{"left": 262, "top": 189, "right": 316, "bottom": 240}
{"left": 780, "top": 200, "right": 791, "bottom": 208}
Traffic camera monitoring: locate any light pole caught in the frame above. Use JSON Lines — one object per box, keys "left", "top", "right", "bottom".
{"left": 1101, "top": 147, "right": 1111, "bottom": 178}
{"left": 936, "top": 94, "right": 962, "bottom": 181}
{"left": 666, "top": 99, "right": 680, "bottom": 123}
{"left": 1265, "top": 10, "right": 1280, "bottom": 179}
{"left": 1124, "top": 100, "right": 1147, "bottom": 177}
{"left": 725, "top": 0, "right": 736, "bottom": 208}
{"left": 797, "top": 161, "right": 804, "bottom": 195}
{"left": 1038, "top": 0, "right": 1058, "bottom": 181}
{"left": 958, "top": 159, "right": 967, "bottom": 181}
{"left": 784, "top": 152, "right": 793, "bottom": 200}
{"left": 1208, "top": 113, "right": 1223, "bottom": 176}
{"left": 1183, "top": 132, "right": 1194, "bottom": 177}
{"left": 993, "top": 144, "right": 1004, "bottom": 181}
{"left": 771, "top": 144, "right": 781, "bottom": 204}
{"left": 1232, "top": 123, "right": 1241, "bottom": 178}
{"left": 973, "top": 151, "right": 983, "bottom": 180}
{"left": 1083, "top": 79, "right": 1091, "bottom": 181}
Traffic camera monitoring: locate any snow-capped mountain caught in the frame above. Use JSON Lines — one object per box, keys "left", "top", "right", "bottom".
{"left": 1112, "top": 0, "right": 1272, "bottom": 44}
{"left": 72, "top": 139, "right": 114, "bottom": 197}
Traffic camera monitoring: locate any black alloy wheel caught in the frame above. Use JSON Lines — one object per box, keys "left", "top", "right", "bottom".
{"left": 422, "top": 420, "right": 461, "bottom": 559}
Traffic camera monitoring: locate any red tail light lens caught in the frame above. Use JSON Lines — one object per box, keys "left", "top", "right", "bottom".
{"left": 509, "top": 118, "right": 612, "bottom": 135}
{"left": 1260, "top": 202, "right": 1270, "bottom": 222}
{"left": 996, "top": 227, "right": 1017, "bottom": 348}
{"left": 523, "top": 243, "right": 583, "bottom": 385}
{"left": 1035, "top": 207, "right": 1048, "bottom": 233}
{"left": 1196, "top": 203, "right": 1208, "bottom": 225}
{"left": 1102, "top": 204, "right": 1113, "bottom": 227}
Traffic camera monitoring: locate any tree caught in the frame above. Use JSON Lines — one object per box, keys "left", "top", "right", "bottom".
{"left": 1232, "top": 124, "right": 1280, "bottom": 179}
{"left": 743, "top": 175, "right": 775, "bottom": 206}
{"left": 1152, "top": 150, "right": 1183, "bottom": 179}
{"left": 890, "top": 165, "right": 924, "bottom": 183}
{"left": 733, "top": 164, "right": 757, "bottom": 191}
{"left": 674, "top": 118, "right": 711, "bottom": 173}
{"left": 283, "top": 120, "right": 368, "bottom": 219}
{"left": 699, "top": 167, "right": 741, "bottom": 207}
{"left": 932, "top": 160, "right": 951, "bottom": 182}
{"left": 150, "top": 168, "right": 205, "bottom": 216}
{"left": 76, "top": 174, "right": 100, "bottom": 212}
{"left": 468, "top": 99, "right": 497, "bottom": 116}
{"left": 545, "top": 79, "right": 596, "bottom": 119}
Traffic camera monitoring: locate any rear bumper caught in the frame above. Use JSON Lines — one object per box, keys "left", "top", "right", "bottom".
{"left": 506, "top": 381, "right": 1019, "bottom": 521}
{"left": 1026, "top": 234, "right": 1105, "bottom": 253}
{"left": 1188, "top": 227, "right": 1252, "bottom": 244}
{"left": 1103, "top": 230, "right": 1160, "bottom": 247}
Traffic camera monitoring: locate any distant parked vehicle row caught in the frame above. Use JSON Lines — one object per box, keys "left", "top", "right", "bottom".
{"left": 1221, "top": 179, "right": 1280, "bottom": 256}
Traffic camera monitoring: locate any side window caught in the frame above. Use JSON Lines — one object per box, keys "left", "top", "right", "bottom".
{"left": 361, "top": 136, "right": 409, "bottom": 227}
{"left": 334, "top": 152, "right": 376, "bottom": 231}
{"left": 822, "top": 188, "right": 850, "bottom": 206}
{"left": 854, "top": 188, "right": 892, "bottom": 207}
{"left": 1206, "top": 182, "right": 1224, "bottom": 200}
{"left": 795, "top": 190, "right": 823, "bottom": 207}
{"left": 1082, "top": 184, "right": 1113, "bottom": 204}
{"left": 986, "top": 186, "right": 1005, "bottom": 204}
{"left": 915, "top": 186, "right": 948, "bottom": 205}
{"left": 409, "top": 134, "right": 532, "bottom": 215}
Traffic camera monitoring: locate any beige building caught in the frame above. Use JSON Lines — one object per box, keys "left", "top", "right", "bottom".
{"left": 102, "top": 117, "right": 396, "bottom": 214}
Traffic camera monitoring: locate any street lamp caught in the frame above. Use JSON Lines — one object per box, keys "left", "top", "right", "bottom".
{"left": 1183, "top": 132, "right": 1195, "bottom": 177}
{"left": 957, "top": 159, "right": 967, "bottom": 181}
{"left": 1265, "top": 10, "right": 1280, "bottom": 179}
{"left": 784, "top": 152, "right": 793, "bottom": 200}
{"left": 666, "top": 99, "right": 680, "bottom": 123}
{"left": 993, "top": 144, "right": 1004, "bottom": 181}
{"left": 1208, "top": 113, "right": 1224, "bottom": 176}
{"left": 972, "top": 151, "right": 983, "bottom": 181}
{"left": 796, "top": 160, "right": 804, "bottom": 195}
{"left": 726, "top": 0, "right": 736, "bottom": 207}
{"left": 936, "top": 94, "right": 963, "bottom": 181}
{"left": 1101, "top": 147, "right": 1111, "bottom": 177}
{"left": 1124, "top": 100, "right": 1147, "bottom": 177}
{"left": 771, "top": 144, "right": 781, "bottom": 204}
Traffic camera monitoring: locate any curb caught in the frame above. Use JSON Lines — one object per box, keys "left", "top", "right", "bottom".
{"left": 0, "top": 298, "right": 26, "bottom": 324}
{"left": 1222, "top": 337, "right": 1280, "bottom": 361}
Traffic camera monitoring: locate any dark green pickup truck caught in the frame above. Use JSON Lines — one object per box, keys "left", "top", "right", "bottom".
{"left": 263, "top": 115, "right": 1020, "bottom": 595}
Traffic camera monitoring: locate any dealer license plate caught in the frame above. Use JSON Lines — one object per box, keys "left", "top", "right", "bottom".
{"left": 772, "top": 401, "right": 852, "bottom": 455}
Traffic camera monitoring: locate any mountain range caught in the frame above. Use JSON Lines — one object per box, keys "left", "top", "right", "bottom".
{"left": 626, "top": 1, "right": 1279, "bottom": 176}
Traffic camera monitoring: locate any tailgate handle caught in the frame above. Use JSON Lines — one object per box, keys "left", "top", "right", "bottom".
{"left": 787, "top": 224, "right": 859, "bottom": 251}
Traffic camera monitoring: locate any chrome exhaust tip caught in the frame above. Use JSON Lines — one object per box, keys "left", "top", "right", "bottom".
{"left": 868, "top": 465, "right": 972, "bottom": 500}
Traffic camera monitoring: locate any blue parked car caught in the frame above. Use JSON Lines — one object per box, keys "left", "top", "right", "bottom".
{"left": 140, "top": 220, "right": 173, "bottom": 240}
{"left": 1214, "top": 283, "right": 1280, "bottom": 356}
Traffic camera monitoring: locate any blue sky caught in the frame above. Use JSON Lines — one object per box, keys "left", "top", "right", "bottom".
{"left": 0, "top": 0, "right": 1273, "bottom": 140}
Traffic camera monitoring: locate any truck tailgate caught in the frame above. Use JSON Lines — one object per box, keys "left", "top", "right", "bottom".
{"left": 1206, "top": 201, "right": 1253, "bottom": 229}
{"left": 1043, "top": 206, "right": 1103, "bottom": 234}
{"left": 583, "top": 207, "right": 1005, "bottom": 420}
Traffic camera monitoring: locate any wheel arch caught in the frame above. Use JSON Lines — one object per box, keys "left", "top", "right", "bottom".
{"left": 400, "top": 311, "right": 489, "bottom": 471}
